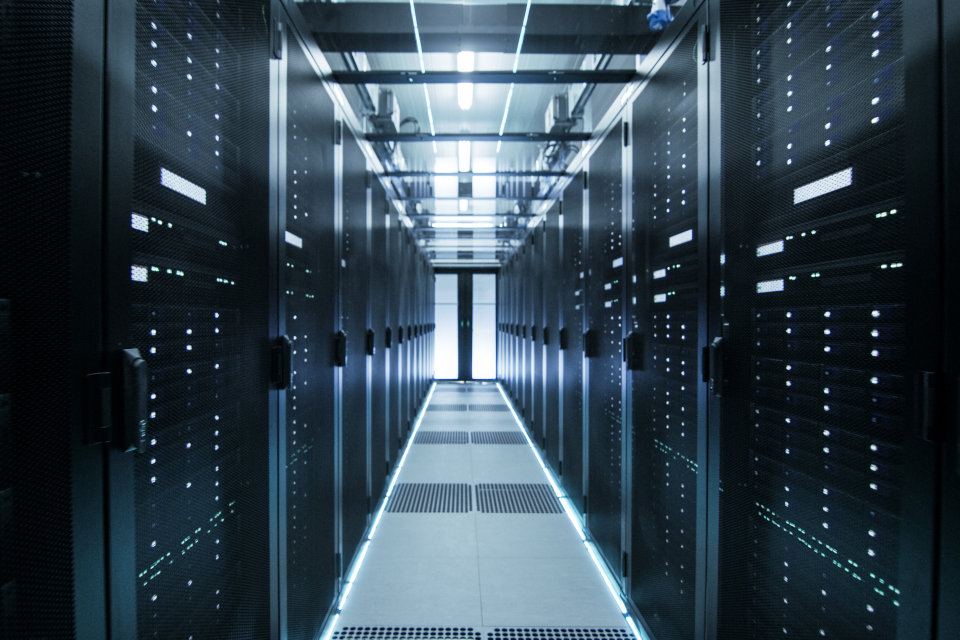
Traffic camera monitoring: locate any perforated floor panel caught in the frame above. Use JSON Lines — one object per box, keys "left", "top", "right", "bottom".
{"left": 475, "top": 484, "right": 562, "bottom": 514}
{"left": 428, "top": 404, "right": 469, "bottom": 412}
{"left": 333, "top": 628, "right": 482, "bottom": 640}
{"left": 387, "top": 483, "right": 473, "bottom": 513}
{"left": 416, "top": 431, "right": 470, "bottom": 445}
{"left": 487, "top": 630, "right": 634, "bottom": 640}
{"left": 470, "top": 432, "right": 527, "bottom": 445}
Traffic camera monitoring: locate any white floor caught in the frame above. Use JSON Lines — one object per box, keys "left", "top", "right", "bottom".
{"left": 330, "top": 381, "right": 632, "bottom": 636}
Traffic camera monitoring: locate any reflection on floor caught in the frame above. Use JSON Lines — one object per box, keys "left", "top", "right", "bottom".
{"left": 325, "top": 380, "right": 636, "bottom": 640}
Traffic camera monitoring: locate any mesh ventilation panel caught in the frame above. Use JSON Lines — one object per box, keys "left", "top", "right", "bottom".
{"left": 130, "top": 1, "right": 270, "bottom": 636}
{"left": 718, "top": 2, "right": 908, "bottom": 638}
{"left": 629, "top": 27, "right": 702, "bottom": 640}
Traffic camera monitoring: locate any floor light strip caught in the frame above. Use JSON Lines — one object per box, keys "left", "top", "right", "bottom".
{"left": 318, "top": 381, "right": 438, "bottom": 640}
{"left": 495, "top": 382, "right": 650, "bottom": 640}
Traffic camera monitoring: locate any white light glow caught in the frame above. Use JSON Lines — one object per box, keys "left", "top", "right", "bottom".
{"left": 653, "top": 268, "right": 667, "bottom": 279}
{"left": 794, "top": 167, "right": 853, "bottom": 204}
{"left": 160, "top": 167, "right": 206, "bottom": 204}
{"left": 457, "top": 50, "right": 475, "bottom": 73}
{"left": 457, "top": 83, "right": 474, "bottom": 110}
{"left": 458, "top": 140, "right": 471, "bottom": 173}
{"left": 459, "top": 198, "right": 469, "bottom": 212}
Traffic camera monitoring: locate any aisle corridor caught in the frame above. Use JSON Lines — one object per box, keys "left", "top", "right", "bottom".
{"left": 327, "top": 382, "right": 635, "bottom": 638}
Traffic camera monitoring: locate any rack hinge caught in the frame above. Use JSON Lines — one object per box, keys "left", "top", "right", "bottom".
{"left": 622, "top": 551, "right": 629, "bottom": 577}
{"left": 623, "top": 121, "right": 630, "bottom": 147}
{"left": 334, "top": 120, "right": 343, "bottom": 145}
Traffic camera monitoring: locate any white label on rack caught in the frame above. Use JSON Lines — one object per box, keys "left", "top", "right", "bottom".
{"left": 612, "top": 257, "right": 624, "bottom": 268}
{"left": 284, "top": 231, "right": 303, "bottom": 248}
{"left": 793, "top": 167, "right": 852, "bottom": 204}
{"left": 654, "top": 293, "right": 668, "bottom": 303}
{"left": 757, "top": 278, "right": 785, "bottom": 294}
{"left": 756, "top": 240, "right": 785, "bottom": 257}
{"left": 669, "top": 229, "right": 694, "bottom": 247}
{"left": 653, "top": 268, "right": 667, "bottom": 279}
{"left": 160, "top": 167, "right": 206, "bottom": 204}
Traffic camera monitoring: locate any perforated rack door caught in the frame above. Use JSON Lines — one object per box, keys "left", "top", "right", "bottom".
{"left": 544, "top": 202, "right": 563, "bottom": 471}
{"left": 282, "top": 29, "right": 339, "bottom": 638}
{"left": 370, "top": 181, "right": 389, "bottom": 504}
{"left": 125, "top": 0, "right": 271, "bottom": 636}
{"left": 0, "top": 2, "right": 95, "bottom": 637}
{"left": 585, "top": 127, "right": 625, "bottom": 571}
{"left": 532, "top": 226, "right": 546, "bottom": 446}
{"left": 629, "top": 25, "right": 704, "bottom": 640}
{"left": 341, "top": 130, "right": 371, "bottom": 565}
{"left": 561, "top": 175, "right": 586, "bottom": 512}
{"left": 718, "top": 1, "right": 916, "bottom": 637}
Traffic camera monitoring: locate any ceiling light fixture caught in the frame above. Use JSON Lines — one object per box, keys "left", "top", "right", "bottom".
{"left": 457, "top": 51, "right": 475, "bottom": 111}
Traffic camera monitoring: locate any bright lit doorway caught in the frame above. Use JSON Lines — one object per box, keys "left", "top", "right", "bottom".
{"left": 433, "top": 271, "right": 497, "bottom": 380}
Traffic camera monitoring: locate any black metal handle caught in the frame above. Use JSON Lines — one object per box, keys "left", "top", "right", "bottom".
{"left": 334, "top": 331, "right": 347, "bottom": 367}
{"left": 116, "top": 348, "right": 148, "bottom": 453}
{"left": 583, "top": 329, "right": 599, "bottom": 359}
{"left": 366, "top": 329, "right": 376, "bottom": 356}
{"left": 624, "top": 331, "right": 644, "bottom": 371}
{"left": 385, "top": 327, "right": 392, "bottom": 348}
{"left": 272, "top": 335, "right": 292, "bottom": 390}
{"left": 559, "top": 327, "right": 569, "bottom": 351}
{"left": 915, "top": 371, "right": 941, "bottom": 443}
{"left": 543, "top": 327, "right": 551, "bottom": 346}
{"left": 709, "top": 337, "right": 723, "bottom": 397}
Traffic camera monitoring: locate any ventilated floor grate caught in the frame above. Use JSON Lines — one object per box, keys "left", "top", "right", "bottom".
{"left": 475, "top": 484, "right": 562, "bottom": 514}
{"left": 468, "top": 405, "right": 509, "bottom": 412}
{"left": 487, "top": 630, "right": 633, "bottom": 640}
{"left": 332, "top": 628, "right": 481, "bottom": 640}
{"left": 470, "top": 431, "right": 527, "bottom": 445}
{"left": 415, "top": 431, "right": 469, "bottom": 445}
{"left": 387, "top": 483, "right": 473, "bottom": 512}
{"left": 428, "top": 403, "right": 469, "bottom": 412}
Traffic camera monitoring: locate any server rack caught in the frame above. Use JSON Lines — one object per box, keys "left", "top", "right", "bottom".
{"left": 544, "top": 203, "right": 564, "bottom": 470}
{"left": 0, "top": 2, "right": 109, "bottom": 637}
{"left": 561, "top": 174, "right": 587, "bottom": 512}
{"left": 585, "top": 126, "right": 627, "bottom": 574}
{"left": 629, "top": 17, "right": 708, "bottom": 640}
{"left": 277, "top": 17, "right": 341, "bottom": 638}
{"left": 103, "top": 1, "right": 275, "bottom": 637}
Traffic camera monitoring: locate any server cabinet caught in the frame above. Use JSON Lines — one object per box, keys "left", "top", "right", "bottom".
{"left": 716, "top": 1, "right": 940, "bottom": 637}
{"left": 0, "top": 2, "right": 108, "bottom": 636}
{"left": 103, "top": 0, "right": 274, "bottom": 636}
{"left": 585, "top": 127, "right": 626, "bottom": 571}
{"left": 561, "top": 175, "right": 586, "bottom": 511}
{"left": 939, "top": 2, "right": 960, "bottom": 636}
{"left": 277, "top": 18, "right": 341, "bottom": 637}
{"left": 369, "top": 182, "right": 389, "bottom": 503}
{"left": 532, "top": 227, "right": 546, "bottom": 447}
{"left": 544, "top": 205, "right": 563, "bottom": 469}
{"left": 388, "top": 211, "right": 402, "bottom": 462}
{"left": 629, "top": 18, "right": 708, "bottom": 640}
{"left": 340, "top": 131, "right": 371, "bottom": 567}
